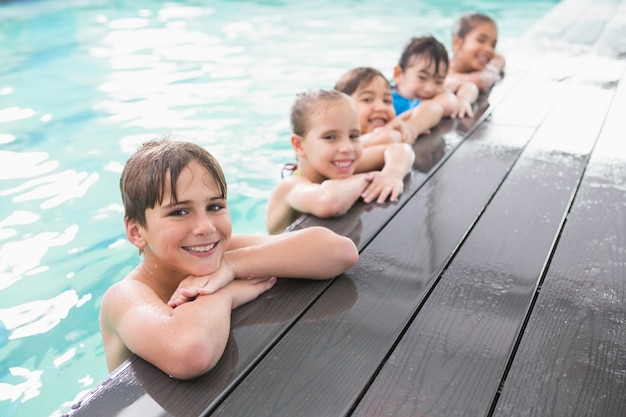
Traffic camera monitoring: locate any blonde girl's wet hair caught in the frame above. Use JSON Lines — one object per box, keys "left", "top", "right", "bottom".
{"left": 290, "top": 88, "right": 355, "bottom": 137}
{"left": 452, "top": 12, "right": 497, "bottom": 40}
{"left": 120, "top": 135, "right": 227, "bottom": 228}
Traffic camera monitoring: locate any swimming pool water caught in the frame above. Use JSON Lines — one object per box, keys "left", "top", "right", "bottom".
{"left": 0, "top": 0, "right": 558, "bottom": 416}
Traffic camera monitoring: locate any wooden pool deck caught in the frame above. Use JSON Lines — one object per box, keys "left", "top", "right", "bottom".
{"left": 65, "top": 0, "right": 626, "bottom": 415}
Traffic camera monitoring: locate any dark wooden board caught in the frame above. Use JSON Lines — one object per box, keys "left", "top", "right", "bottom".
{"left": 209, "top": 122, "right": 535, "bottom": 417}
{"left": 493, "top": 71, "right": 626, "bottom": 417}
{"left": 350, "top": 58, "right": 618, "bottom": 417}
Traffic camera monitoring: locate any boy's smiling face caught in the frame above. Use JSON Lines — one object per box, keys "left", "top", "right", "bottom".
{"left": 130, "top": 160, "right": 232, "bottom": 280}
{"left": 351, "top": 75, "right": 396, "bottom": 134}
{"left": 393, "top": 55, "right": 447, "bottom": 101}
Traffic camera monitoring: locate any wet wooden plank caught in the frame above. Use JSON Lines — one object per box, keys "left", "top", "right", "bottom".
{"left": 210, "top": 121, "right": 535, "bottom": 417}
{"left": 493, "top": 68, "right": 626, "bottom": 417}
{"left": 350, "top": 44, "right": 620, "bottom": 417}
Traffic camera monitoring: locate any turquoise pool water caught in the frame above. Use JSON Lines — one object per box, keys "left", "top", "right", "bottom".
{"left": 0, "top": 1, "right": 558, "bottom": 416}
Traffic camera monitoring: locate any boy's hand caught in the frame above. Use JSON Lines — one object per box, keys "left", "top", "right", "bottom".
{"left": 361, "top": 171, "right": 404, "bottom": 204}
{"left": 226, "top": 276, "right": 278, "bottom": 309}
{"left": 168, "top": 259, "right": 236, "bottom": 307}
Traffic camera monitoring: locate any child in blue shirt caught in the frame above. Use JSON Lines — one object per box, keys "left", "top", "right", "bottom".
{"left": 392, "top": 35, "right": 478, "bottom": 119}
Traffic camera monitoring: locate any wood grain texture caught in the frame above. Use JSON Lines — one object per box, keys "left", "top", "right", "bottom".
{"left": 350, "top": 31, "right": 620, "bottom": 417}
{"left": 493, "top": 65, "right": 626, "bottom": 417}
{"left": 210, "top": 123, "right": 534, "bottom": 417}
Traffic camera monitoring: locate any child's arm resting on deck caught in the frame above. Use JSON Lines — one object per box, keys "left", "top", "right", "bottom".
{"left": 390, "top": 99, "right": 444, "bottom": 144}
{"left": 168, "top": 227, "right": 359, "bottom": 306}
{"left": 360, "top": 143, "right": 415, "bottom": 203}
{"left": 447, "top": 53, "right": 504, "bottom": 92}
{"left": 450, "top": 81, "right": 479, "bottom": 118}
{"left": 285, "top": 173, "right": 373, "bottom": 218}
{"left": 360, "top": 125, "right": 403, "bottom": 147}
{"left": 226, "top": 226, "right": 359, "bottom": 279}
{"left": 100, "top": 276, "right": 276, "bottom": 379}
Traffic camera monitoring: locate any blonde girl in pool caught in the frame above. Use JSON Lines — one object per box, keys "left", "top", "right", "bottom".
{"left": 265, "top": 89, "right": 415, "bottom": 235}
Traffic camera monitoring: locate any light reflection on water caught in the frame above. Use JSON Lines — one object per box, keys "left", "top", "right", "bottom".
{"left": 0, "top": 0, "right": 558, "bottom": 416}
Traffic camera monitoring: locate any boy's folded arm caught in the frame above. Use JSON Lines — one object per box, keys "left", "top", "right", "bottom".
{"left": 225, "top": 226, "right": 359, "bottom": 280}
{"left": 402, "top": 100, "right": 444, "bottom": 139}
{"left": 102, "top": 282, "right": 235, "bottom": 379}
{"left": 104, "top": 277, "right": 277, "bottom": 379}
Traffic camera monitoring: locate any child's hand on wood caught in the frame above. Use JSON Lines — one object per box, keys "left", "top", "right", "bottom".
{"left": 168, "top": 259, "right": 236, "bottom": 307}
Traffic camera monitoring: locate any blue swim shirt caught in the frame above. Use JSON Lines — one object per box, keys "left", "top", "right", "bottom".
{"left": 392, "top": 87, "right": 421, "bottom": 115}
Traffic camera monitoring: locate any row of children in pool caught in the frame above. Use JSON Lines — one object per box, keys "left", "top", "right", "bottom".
{"left": 100, "top": 12, "right": 505, "bottom": 379}
{"left": 269, "top": 12, "right": 505, "bottom": 233}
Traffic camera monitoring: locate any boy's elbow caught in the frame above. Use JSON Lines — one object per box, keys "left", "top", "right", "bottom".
{"left": 310, "top": 227, "right": 359, "bottom": 274}
{"left": 163, "top": 340, "right": 223, "bottom": 380}
{"left": 341, "top": 238, "right": 359, "bottom": 270}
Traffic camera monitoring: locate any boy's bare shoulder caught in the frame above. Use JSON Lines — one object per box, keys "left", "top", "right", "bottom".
{"left": 100, "top": 273, "right": 155, "bottom": 318}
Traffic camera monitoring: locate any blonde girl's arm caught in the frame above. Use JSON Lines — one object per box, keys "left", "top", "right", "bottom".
{"left": 381, "top": 142, "right": 415, "bottom": 180}
{"left": 285, "top": 174, "right": 372, "bottom": 218}
{"left": 360, "top": 143, "right": 415, "bottom": 203}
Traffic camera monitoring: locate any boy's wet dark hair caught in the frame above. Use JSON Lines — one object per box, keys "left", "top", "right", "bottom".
{"left": 120, "top": 136, "right": 227, "bottom": 228}
{"left": 334, "top": 67, "right": 390, "bottom": 96}
{"left": 453, "top": 12, "right": 497, "bottom": 40}
{"left": 398, "top": 35, "right": 449, "bottom": 76}
{"left": 290, "top": 89, "right": 354, "bottom": 137}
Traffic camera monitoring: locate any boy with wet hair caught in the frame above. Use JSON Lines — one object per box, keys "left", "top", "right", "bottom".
{"left": 101, "top": 137, "right": 359, "bottom": 379}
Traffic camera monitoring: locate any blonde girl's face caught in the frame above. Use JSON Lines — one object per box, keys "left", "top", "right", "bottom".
{"left": 297, "top": 99, "right": 363, "bottom": 181}
{"left": 351, "top": 75, "right": 396, "bottom": 134}
{"left": 393, "top": 55, "right": 447, "bottom": 101}
{"left": 130, "top": 160, "right": 232, "bottom": 280}
{"left": 454, "top": 21, "right": 498, "bottom": 71}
